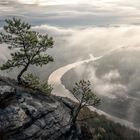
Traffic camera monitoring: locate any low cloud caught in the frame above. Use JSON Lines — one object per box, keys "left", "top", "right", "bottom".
{"left": 33, "top": 24, "right": 140, "bottom": 54}
{"left": 1, "top": 23, "right": 140, "bottom": 86}
{"left": 32, "top": 24, "right": 75, "bottom": 37}
{"left": 74, "top": 64, "right": 127, "bottom": 99}
{"left": 102, "top": 70, "right": 121, "bottom": 81}
{"left": 1, "top": 24, "right": 140, "bottom": 71}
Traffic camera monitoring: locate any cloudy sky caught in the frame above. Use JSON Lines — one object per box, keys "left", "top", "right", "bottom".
{"left": 0, "top": 0, "right": 140, "bottom": 27}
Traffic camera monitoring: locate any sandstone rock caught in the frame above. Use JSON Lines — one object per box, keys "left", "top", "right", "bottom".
{"left": 0, "top": 83, "right": 72, "bottom": 140}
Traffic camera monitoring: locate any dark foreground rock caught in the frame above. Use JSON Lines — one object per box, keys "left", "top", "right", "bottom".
{"left": 0, "top": 77, "right": 74, "bottom": 140}
{"left": 1, "top": 77, "right": 140, "bottom": 140}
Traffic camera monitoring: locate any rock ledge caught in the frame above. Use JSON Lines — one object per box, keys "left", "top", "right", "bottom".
{"left": 0, "top": 81, "right": 72, "bottom": 140}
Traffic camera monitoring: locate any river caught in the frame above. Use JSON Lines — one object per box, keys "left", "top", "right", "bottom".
{"left": 48, "top": 49, "right": 137, "bottom": 130}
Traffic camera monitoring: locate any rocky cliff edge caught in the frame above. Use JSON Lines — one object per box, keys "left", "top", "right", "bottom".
{"left": 0, "top": 77, "right": 75, "bottom": 140}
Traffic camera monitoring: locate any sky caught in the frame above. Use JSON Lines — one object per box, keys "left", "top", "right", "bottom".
{"left": 0, "top": 0, "right": 140, "bottom": 27}
{"left": 12, "top": 0, "right": 140, "bottom": 6}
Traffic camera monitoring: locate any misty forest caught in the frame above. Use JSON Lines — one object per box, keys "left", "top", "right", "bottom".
{"left": 0, "top": 0, "right": 140, "bottom": 140}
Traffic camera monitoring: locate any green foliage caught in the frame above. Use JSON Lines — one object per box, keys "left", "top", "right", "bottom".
{"left": 69, "top": 80, "right": 101, "bottom": 134}
{"left": 0, "top": 18, "right": 54, "bottom": 82}
{"left": 39, "top": 81, "right": 53, "bottom": 94}
{"left": 23, "top": 73, "right": 39, "bottom": 88}
{"left": 71, "top": 80, "right": 101, "bottom": 107}
{"left": 23, "top": 73, "right": 53, "bottom": 95}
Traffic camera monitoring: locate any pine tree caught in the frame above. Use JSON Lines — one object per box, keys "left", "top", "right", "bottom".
{"left": 0, "top": 18, "right": 54, "bottom": 83}
{"left": 69, "top": 80, "right": 101, "bottom": 138}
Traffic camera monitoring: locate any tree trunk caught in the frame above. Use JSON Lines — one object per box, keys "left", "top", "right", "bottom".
{"left": 64, "top": 105, "right": 82, "bottom": 140}
{"left": 70, "top": 104, "right": 82, "bottom": 131}
{"left": 66, "top": 105, "right": 82, "bottom": 140}
{"left": 17, "top": 63, "right": 30, "bottom": 83}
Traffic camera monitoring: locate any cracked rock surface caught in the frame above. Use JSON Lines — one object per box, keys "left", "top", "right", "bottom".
{"left": 0, "top": 78, "right": 73, "bottom": 140}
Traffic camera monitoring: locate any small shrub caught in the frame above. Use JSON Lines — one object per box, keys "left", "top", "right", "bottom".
{"left": 23, "top": 73, "right": 53, "bottom": 95}
{"left": 23, "top": 73, "right": 39, "bottom": 89}
{"left": 40, "top": 81, "right": 53, "bottom": 94}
